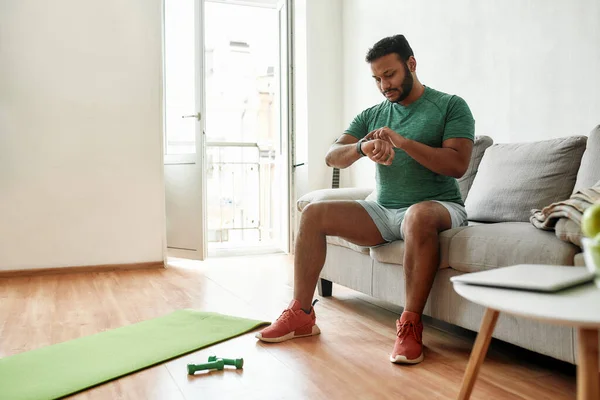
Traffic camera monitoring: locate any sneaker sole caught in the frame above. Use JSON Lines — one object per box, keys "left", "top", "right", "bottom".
{"left": 390, "top": 352, "right": 424, "bottom": 364}
{"left": 255, "top": 325, "right": 321, "bottom": 343}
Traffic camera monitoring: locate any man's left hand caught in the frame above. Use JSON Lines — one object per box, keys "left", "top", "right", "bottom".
{"left": 365, "top": 127, "right": 407, "bottom": 149}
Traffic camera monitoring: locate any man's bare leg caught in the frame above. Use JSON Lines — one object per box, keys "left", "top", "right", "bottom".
{"left": 402, "top": 201, "right": 452, "bottom": 314}
{"left": 390, "top": 201, "right": 453, "bottom": 363}
{"left": 293, "top": 200, "right": 386, "bottom": 310}
{"left": 256, "top": 200, "right": 385, "bottom": 343}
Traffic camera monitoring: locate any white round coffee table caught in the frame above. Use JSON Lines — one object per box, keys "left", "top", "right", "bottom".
{"left": 453, "top": 276, "right": 600, "bottom": 400}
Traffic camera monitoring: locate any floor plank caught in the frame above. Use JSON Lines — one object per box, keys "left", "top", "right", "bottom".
{"left": 0, "top": 254, "right": 576, "bottom": 399}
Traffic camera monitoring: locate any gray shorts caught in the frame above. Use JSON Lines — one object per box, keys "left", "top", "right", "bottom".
{"left": 356, "top": 200, "right": 468, "bottom": 243}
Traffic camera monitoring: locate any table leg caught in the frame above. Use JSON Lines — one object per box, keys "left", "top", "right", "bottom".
{"left": 457, "top": 308, "right": 500, "bottom": 400}
{"left": 577, "top": 328, "right": 599, "bottom": 400}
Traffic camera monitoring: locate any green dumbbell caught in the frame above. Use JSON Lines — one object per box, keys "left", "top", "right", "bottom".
{"left": 208, "top": 355, "right": 244, "bottom": 369}
{"left": 187, "top": 358, "right": 225, "bottom": 375}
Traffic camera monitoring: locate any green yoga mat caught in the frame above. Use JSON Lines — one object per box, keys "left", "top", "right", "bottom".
{"left": 0, "top": 309, "right": 269, "bottom": 400}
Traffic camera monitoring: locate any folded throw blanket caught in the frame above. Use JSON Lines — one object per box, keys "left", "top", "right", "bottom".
{"left": 555, "top": 218, "right": 585, "bottom": 248}
{"left": 530, "top": 185, "right": 600, "bottom": 247}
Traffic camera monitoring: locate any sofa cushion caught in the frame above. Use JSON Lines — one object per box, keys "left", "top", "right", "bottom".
{"left": 573, "top": 125, "right": 600, "bottom": 193}
{"left": 574, "top": 252, "right": 585, "bottom": 267}
{"left": 457, "top": 135, "right": 494, "bottom": 202}
{"left": 326, "top": 236, "right": 369, "bottom": 255}
{"left": 370, "top": 227, "right": 469, "bottom": 268}
{"left": 296, "top": 188, "right": 373, "bottom": 212}
{"left": 448, "top": 222, "right": 580, "bottom": 273}
{"left": 464, "top": 136, "right": 587, "bottom": 222}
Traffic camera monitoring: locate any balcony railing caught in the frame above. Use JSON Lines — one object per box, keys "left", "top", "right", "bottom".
{"left": 206, "top": 142, "right": 277, "bottom": 246}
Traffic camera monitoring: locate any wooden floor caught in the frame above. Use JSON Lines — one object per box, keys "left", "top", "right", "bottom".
{"left": 0, "top": 254, "right": 576, "bottom": 399}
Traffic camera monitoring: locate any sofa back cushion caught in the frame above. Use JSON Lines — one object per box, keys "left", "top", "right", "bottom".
{"left": 457, "top": 135, "right": 494, "bottom": 202}
{"left": 464, "top": 136, "right": 587, "bottom": 222}
{"left": 573, "top": 125, "right": 600, "bottom": 193}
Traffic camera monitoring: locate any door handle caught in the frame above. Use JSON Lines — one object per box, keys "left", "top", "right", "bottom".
{"left": 182, "top": 112, "right": 202, "bottom": 121}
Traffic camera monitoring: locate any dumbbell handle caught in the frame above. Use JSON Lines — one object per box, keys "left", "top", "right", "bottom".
{"left": 208, "top": 355, "right": 244, "bottom": 369}
{"left": 187, "top": 359, "right": 225, "bottom": 374}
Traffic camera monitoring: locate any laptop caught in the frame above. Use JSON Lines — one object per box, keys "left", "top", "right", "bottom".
{"left": 450, "top": 264, "right": 595, "bottom": 292}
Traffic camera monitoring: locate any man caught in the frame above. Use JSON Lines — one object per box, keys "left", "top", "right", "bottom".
{"left": 256, "top": 34, "right": 475, "bottom": 364}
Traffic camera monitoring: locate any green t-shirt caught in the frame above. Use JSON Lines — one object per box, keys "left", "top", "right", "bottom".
{"left": 345, "top": 86, "right": 475, "bottom": 208}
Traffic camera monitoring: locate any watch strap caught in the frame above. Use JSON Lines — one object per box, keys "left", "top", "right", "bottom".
{"left": 356, "top": 139, "right": 367, "bottom": 157}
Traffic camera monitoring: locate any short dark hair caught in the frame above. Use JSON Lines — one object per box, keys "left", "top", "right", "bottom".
{"left": 365, "top": 35, "right": 414, "bottom": 63}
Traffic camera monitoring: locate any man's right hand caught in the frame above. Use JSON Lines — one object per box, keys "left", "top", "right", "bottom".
{"left": 362, "top": 139, "right": 395, "bottom": 166}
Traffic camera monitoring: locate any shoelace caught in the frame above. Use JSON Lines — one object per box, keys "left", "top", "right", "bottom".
{"left": 275, "top": 300, "right": 318, "bottom": 329}
{"left": 396, "top": 321, "right": 422, "bottom": 343}
{"left": 275, "top": 309, "right": 294, "bottom": 328}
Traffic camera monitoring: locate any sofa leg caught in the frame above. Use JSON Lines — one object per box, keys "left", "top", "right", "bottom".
{"left": 317, "top": 278, "right": 333, "bottom": 297}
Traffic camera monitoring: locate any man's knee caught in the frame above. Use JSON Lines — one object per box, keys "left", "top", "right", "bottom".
{"left": 403, "top": 201, "right": 450, "bottom": 236}
{"left": 300, "top": 201, "right": 328, "bottom": 227}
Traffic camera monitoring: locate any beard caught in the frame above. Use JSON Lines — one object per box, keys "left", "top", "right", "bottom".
{"left": 384, "top": 63, "right": 414, "bottom": 103}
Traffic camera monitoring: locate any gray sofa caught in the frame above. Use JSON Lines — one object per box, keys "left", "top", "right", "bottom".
{"left": 297, "top": 125, "right": 600, "bottom": 364}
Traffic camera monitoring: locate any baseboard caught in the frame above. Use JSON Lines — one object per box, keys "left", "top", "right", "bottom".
{"left": 0, "top": 261, "right": 165, "bottom": 278}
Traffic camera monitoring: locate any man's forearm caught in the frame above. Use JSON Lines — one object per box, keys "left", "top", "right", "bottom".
{"left": 399, "top": 139, "right": 464, "bottom": 178}
{"left": 325, "top": 143, "right": 363, "bottom": 169}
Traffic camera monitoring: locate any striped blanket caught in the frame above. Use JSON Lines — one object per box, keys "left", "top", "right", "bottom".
{"left": 530, "top": 185, "right": 600, "bottom": 246}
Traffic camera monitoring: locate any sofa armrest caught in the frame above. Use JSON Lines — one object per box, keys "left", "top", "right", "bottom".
{"left": 297, "top": 188, "right": 374, "bottom": 212}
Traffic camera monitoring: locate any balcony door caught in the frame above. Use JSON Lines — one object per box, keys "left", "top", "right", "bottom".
{"left": 164, "top": 0, "right": 291, "bottom": 259}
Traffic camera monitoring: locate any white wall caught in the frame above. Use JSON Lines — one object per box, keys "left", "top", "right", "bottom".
{"left": 0, "top": 0, "right": 165, "bottom": 270}
{"left": 342, "top": 0, "right": 600, "bottom": 188}
{"left": 293, "top": 0, "right": 343, "bottom": 199}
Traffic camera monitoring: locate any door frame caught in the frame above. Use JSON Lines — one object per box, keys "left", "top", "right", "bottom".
{"left": 279, "top": 0, "right": 294, "bottom": 254}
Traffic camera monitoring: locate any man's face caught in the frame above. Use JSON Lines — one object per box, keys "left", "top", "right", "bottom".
{"left": 370, "top": 53, "right": 414, "bottom": 103}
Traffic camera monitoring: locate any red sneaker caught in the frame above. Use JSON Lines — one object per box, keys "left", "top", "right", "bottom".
{"left": 255, "top": 300, "right": 320, "bottom": 343}
{"left": 390, "top": 311, "right": 424, "bottom": 364}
